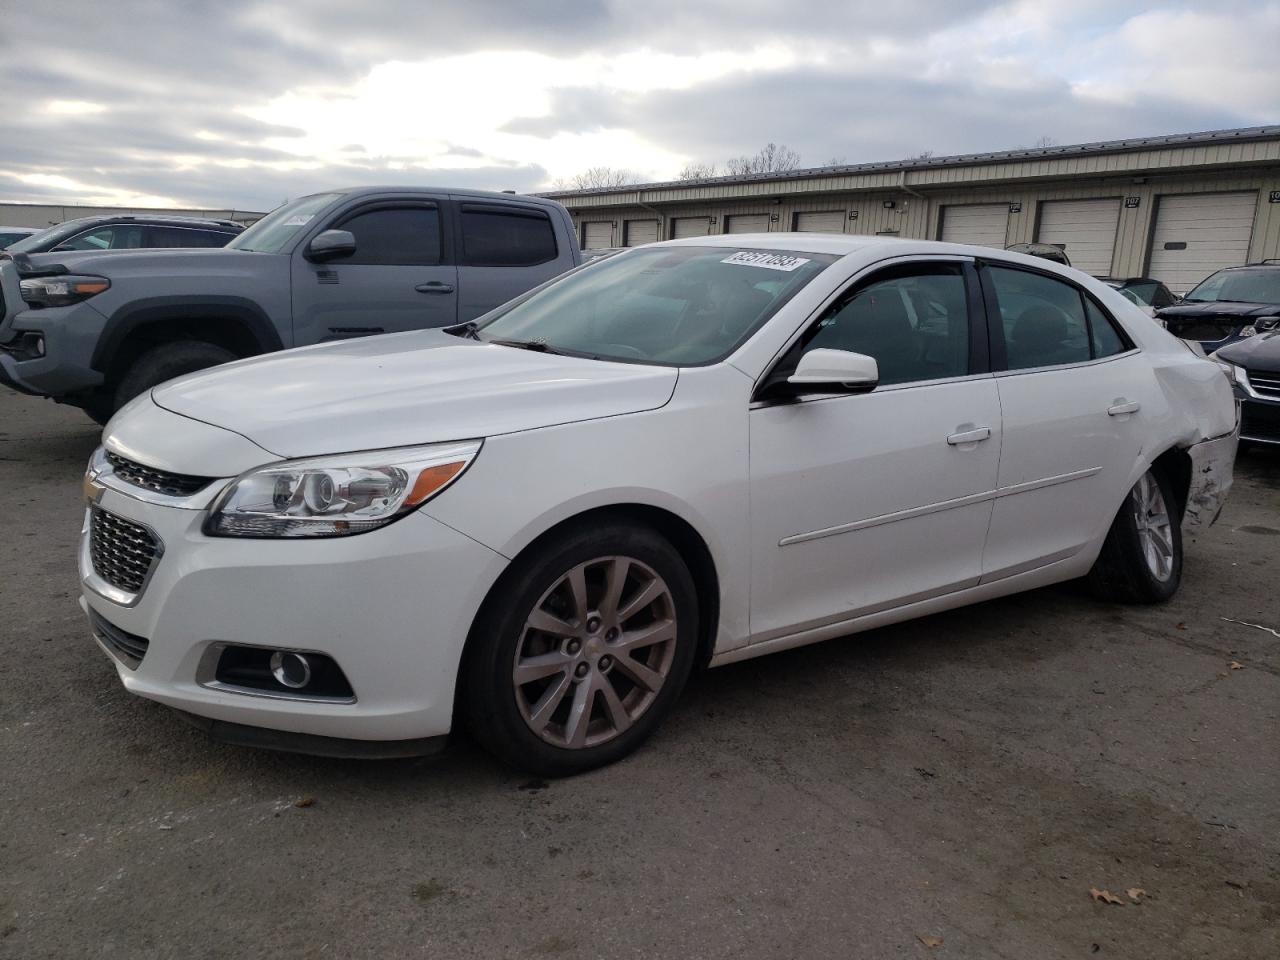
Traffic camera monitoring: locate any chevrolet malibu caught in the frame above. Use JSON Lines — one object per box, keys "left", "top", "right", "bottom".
{"left": 82, "top": 235, "right": 1239, "bottom": 776}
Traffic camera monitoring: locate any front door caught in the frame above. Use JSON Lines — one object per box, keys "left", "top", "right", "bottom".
{"left": 748, "top": 259, "right": 1002, "bottom": 645}
{"left": 291, "top": 198, "right": 458, "bottom": 346}
{"left": 978, "top": 263, "right": 1149, "bottom": 580}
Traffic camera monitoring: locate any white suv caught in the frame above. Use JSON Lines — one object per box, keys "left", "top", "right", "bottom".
{"left": 81, "top": 234, "right": 1239, "bottom": 775}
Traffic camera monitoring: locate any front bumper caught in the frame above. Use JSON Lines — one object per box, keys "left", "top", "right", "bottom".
{"left": 79, "top": 478, "right": 508, "bottom": 746}
{"left": 0, "top": 300, "right": 109, "bottom": 398}
{"left": 1182, "top": 414, "right": 1240, "bottom": 529}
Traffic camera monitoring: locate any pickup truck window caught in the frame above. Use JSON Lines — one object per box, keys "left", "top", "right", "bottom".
{"left": 460, "top": 205, "right": 557, "bottom": 267}
{"left": 336, "top": 205, "right": 442, "bottom": 266}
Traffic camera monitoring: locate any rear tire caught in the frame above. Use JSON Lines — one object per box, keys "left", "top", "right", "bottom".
{"left": 112, "top": 341, "right": 237, "bottom": 412}
{"left": 1087, "top": 466, "right": 1182, "bottom": 603}
{"left": 462, "top": 521, "right": 699, "bottom": 777}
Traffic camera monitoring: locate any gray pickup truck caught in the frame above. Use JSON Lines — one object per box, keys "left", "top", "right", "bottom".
{"left": 0, "top": 187, "right": 582, "bottom": 422}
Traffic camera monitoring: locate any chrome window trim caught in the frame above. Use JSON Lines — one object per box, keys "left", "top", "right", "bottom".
{"left": 992, "top": 346, "right": 1142, "bottom": 378}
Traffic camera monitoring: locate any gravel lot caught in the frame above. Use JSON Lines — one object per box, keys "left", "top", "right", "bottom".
{"left": 1, "top": 388, "right": 1277, "bottom": 960}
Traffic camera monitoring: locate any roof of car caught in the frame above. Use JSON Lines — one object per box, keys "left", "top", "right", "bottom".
{"left": 325, "top": 186, "right": 566, "bottom": 208}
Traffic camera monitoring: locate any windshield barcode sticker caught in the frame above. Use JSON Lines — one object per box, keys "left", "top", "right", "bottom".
{"left": 282, "top": 215, "right": 315, "bottom": 226}
{"left": 721, "top": 251, "right": 811, "bottom": 272}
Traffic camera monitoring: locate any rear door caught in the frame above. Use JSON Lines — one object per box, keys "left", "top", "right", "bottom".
{"left": 454, "top": 202, "right": 567, "bottom": 321}
{"left": 290, "top": 197, "right": 457, "bottom": 344}
{"left": 978, "top": 262, "right": 1151, "bottom": 580}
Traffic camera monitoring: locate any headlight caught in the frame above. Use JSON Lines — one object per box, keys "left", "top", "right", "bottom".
{"left": 1208, "top": 352, "right": 1243, "bottom": 385}
{"left": 205, "top": 440, "right": 481, "bottom": 538}
{"left": 19, "top": 274, "right": 110, "bottom": 308}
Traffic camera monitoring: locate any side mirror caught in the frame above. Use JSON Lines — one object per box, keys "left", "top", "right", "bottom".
{"left": 786, "top": 348, "right": 879, "bottom": 394}
{"left": 306, "top": 229, "right": 356, "bottom": 262}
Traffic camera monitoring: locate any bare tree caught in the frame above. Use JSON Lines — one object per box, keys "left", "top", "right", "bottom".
{"left": 909, "top": 149, "right": 935, "bottom": 161}
{"left": 676, "top": 161, "right": 719, "bottom": 180}
{"left": 824, "top": 155, "right": 849, "bottom": 166}
{"left": 569, "top": 166, "right": 639, "bottom": 190}
{"left": 723, "top": 142, "right": 802, "bottom": 176}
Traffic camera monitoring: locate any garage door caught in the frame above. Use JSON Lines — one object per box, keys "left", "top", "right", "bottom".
{"left": 1036, "top": 199, "right": 1120, "bottom": 277}
{"left": 940, "top": 204, "right": 1009, "bottom": 249}
{"left": 672, "top": 217, "right": 712, "bottom": 239}
{"left": 794, "top": 211, "right": 845, "bottom": 233}
{"left": 1148, "top": 192, "right": 1258, "bottom": 294}
{"left": 623, "top": 219, "right": 658, "bottom": 247}
{"left": 726, "top": 214, "right": 770, "bottom": 234}
{"left": 582, "top": 221, "right": 613, "bottom": 250}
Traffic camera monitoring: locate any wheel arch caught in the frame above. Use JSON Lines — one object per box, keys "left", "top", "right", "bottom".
{"left": 450, "top": 501, "right": 723, "bottom": 732}
{"left": 91, "top": 296, "right": 284, "bottom": 382}
{"left": 1150, "top": 444, "right": 1192, "bottom": 521}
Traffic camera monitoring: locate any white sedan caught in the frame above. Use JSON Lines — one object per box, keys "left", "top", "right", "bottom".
{"left": 82, "top": 235, "right": 1238, "bottom": 775}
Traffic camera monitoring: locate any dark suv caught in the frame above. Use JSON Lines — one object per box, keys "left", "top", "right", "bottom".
{"left": 5, "top": 215, "right": 243, "bottom": 255}
{"left": 1156, "top": 263, "right": 1280, "bottom": 350}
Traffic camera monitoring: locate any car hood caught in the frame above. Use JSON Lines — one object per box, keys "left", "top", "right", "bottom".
{"left": 1213, "top": 330, "right": 1280, "bottom": 370}
{"left": 6, "top": 247, "right": 252, "bottom": 274}
{"left": 1158, "top": 301, "right": 1280, "bottom": 322}
{"left": 151, "top": 330, "right": 679, "bottom": 458}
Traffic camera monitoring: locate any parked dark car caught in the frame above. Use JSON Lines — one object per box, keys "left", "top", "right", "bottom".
{"left": 0, "top": 226, "right": 38, "bottom": 249}
{"left": 1211, "top": 331, "right": 1280, "bottom": 451}
{"left": 3, "top": 214, "right": 242, "bottom": 255}
{"left": 1156, "top": 263, "right": 1280, "bottom": 351}
{"left": 1102, "top": 277, "right": 1178, "bottom": 311}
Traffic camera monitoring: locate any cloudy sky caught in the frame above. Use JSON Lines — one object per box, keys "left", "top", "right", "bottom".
{"left": 1, "top": 0, "right": 1276, "bottom": 213}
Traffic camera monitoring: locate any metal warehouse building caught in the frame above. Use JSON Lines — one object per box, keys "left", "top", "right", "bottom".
{"left": 0, "top": 202, "right": 262, "bottom": 228}
{"left": 542, "top": 125, "right": 1280, "bottom": 294}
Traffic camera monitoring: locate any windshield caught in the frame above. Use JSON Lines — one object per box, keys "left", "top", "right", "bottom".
{"left": 476, "top": 246, "right": 835, "bottom": 365}
{"left": 5, "top": 219, "right": 97, "bottom": 254}
{"left": 227, "top": 193, "right": 342, "bottom": 253}
{"left": 1184, "top": 268, "right": 1280, "bottom": 305}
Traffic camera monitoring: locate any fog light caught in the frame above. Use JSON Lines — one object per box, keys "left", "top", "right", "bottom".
{"left": 270, "top": 651, "right": 312, "bottom": 689}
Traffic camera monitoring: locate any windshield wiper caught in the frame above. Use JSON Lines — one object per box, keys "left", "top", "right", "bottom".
{"left": 487, "top": 336, "right": 562, "bottom": 354}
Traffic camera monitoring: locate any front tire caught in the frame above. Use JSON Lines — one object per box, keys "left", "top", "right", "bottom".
{"left": 112, "top": 341, "right": 237, "bottom": 413}
{"left": 463, "top": 522, "right": 699, "bottom": 777}
{"left": 1087, "top": 467, "right": 1182, "bottom": 603}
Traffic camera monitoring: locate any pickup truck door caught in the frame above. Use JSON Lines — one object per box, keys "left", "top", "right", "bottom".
{"left": 290, "top": 197, "right": 458, "bottom": 345}
{"left": 452, "top": 200, "right": 577, "bottom": 322}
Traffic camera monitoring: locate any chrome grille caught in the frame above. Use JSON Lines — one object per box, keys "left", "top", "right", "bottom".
{"left": 1247, "top": 370, "right": 1280, "bottom": 399}
{"left": 89, "top": 508, "right": 161, "bottom": 595}
{"left": 88, "top": 608, "right": 149, "bottom": 668}
{"left": 105, "top": 450, "right": 213, "bottom": 497}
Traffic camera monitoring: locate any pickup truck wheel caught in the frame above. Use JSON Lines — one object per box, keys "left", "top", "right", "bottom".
{"left": 463, "top": 522, "right": 699, "bottom": 777}
{"left": 113, "top": 341, "right": 237, "bottom": 412}
{"left": 1087, "top": 467, "right": 1182, "bottom": 604}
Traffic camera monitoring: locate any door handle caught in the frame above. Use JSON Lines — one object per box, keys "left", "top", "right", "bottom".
{"left": 947, "top": 426, "right": 992, "bottom": 445}
{"left": 415, "top": 281, "right": 455, "bottom": 294}
{"left": 1107, "top": 400, "right": 1141, "bottom": 416}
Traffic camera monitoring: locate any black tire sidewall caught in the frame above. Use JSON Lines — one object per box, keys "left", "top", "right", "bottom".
{"left": 1116, "top": 468, "right": 1183, "bottom": 602}
{"left": 113, "top": 341, "right": 237, "bottom": 411}
{"left": 464, "top": 522, "right": 699, "bottom": 777}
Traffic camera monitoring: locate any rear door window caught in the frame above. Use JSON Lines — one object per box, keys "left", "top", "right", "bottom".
{"left": 62, "top": 226, "right": 145, "bottom": 250}
{"left": 145, "top": 226, "right": 233, "bottom": 248}
{"left": 459, "top": 205, "right": 557, "bottom": 266}
{"left": 987, "top": 265, "right": 1131, "bottom": 370}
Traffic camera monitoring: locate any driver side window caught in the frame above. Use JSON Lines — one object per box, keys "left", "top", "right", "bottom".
{"left": 798, "top": 262, "right": 972, "bottom": 386}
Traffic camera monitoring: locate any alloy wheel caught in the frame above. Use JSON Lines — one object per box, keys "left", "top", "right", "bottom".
{"left": 512, "top": 555, "right": 678, "bottom": 749}
{"left": 1132, "top": 472, "right": 1174, "bottom": 582}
